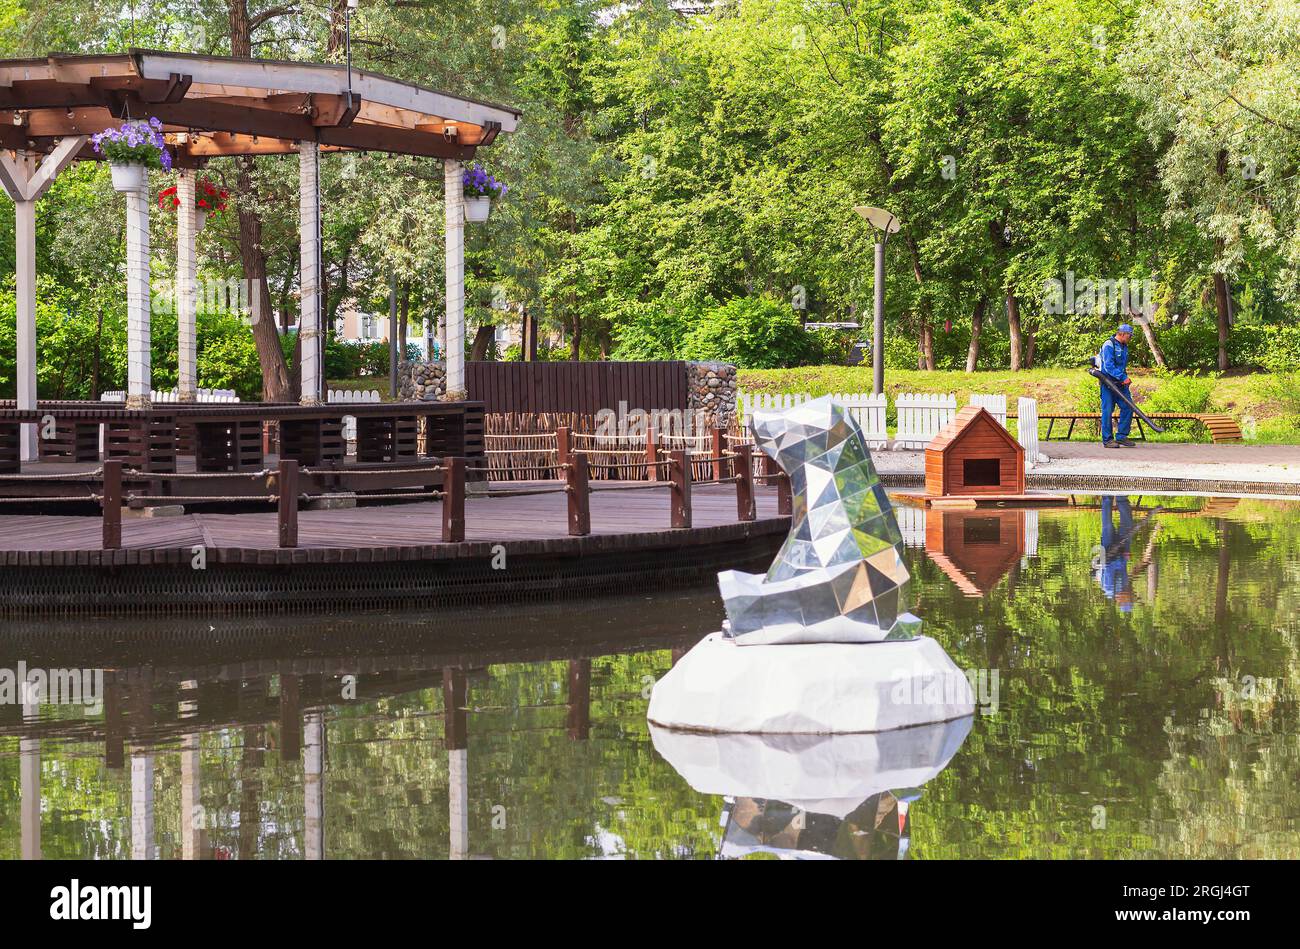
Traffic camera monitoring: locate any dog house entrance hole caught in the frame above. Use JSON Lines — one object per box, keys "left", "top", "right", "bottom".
{"left": 962, "top": 457, "right": 1001, "bottom": 487}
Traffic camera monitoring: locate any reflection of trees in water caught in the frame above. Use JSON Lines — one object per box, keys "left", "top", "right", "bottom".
{"left": 907, "top": 500, "right": 1300, "bottom": 859}
{"left": 1, "top": 503, "right": 1298, "bottom": 859}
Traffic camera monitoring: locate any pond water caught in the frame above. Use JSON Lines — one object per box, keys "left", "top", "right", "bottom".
{"left": 2, "top": 495, "right": 1298, "bottom": 860}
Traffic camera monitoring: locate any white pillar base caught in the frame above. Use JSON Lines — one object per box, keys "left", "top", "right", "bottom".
{"left": 648, "top": 632, "right": 975, "bottom": 734}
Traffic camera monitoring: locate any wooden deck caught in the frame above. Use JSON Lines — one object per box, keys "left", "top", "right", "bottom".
{"left": 0, "top": 482, "right": 786, "bottom": 566}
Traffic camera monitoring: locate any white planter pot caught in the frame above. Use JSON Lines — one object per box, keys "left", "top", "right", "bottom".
{"left": 463, "top": 196, "right": 492, "bottom": 223}
{"left": 109, "top": 162, "right": 147, "bottom": 194}
{"left": 196, "top": 210, "right": 209, "bottom": 234}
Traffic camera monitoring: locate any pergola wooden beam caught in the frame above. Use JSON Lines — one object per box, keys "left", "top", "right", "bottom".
{"left": 0, "top": 49, "right": 519, "bottom": 414}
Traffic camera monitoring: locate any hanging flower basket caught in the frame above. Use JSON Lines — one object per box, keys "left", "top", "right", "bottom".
{"left": 92, "top": 118, "right": 171, "bottom": 193}
{"left": 462, "top": 162, "right": 507, "bottom": 223}
{"left": 158, "top": 178, "right": 230, "bottom": 232}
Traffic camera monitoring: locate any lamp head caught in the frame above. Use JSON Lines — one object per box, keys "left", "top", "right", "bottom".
{"left": 854, "top": 206, "right": 900, "bottom": 235}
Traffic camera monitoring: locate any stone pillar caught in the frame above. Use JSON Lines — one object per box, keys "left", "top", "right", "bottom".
{"left": 125, "top": 185, "right": 152, "bottom": 409}
{"left": 443, "top": 158, "right": 466, "bottom": 400}
{"left": 176, "top": 170, "right": 198, "bottom": 402}
{"left": 686, "top": 361, "right": 738, "bottom": 433}
{"left": 299, "top": 142, "right": 322, "bottom": 405}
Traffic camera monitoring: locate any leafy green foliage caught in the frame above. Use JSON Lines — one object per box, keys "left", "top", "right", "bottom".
{"left": 680, "top": 298, "right": 814, "bottom": 369}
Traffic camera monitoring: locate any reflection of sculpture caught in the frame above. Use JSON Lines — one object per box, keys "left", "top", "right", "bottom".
{"left": 720, "top": 397, "right": 921, "bottom": 645}
{"left": 720, "top": 793, "right": 911, "bottom": 860}
{"left": 650, "top": 716, "right": 972, "bottom": 860}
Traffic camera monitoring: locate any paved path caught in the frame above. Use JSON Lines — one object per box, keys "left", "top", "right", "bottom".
{"left": 873, "top": 440, "right": 1300, "bottom": 486}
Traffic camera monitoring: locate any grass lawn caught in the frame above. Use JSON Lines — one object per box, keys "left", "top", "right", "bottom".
{"left": 738, "top": 367, "right": 1300, "bottom": 444}
{"left": 327, "top": 377, "right": 395, "bottom": 400}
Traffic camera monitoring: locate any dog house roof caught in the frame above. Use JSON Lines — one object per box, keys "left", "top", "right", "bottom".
{"left": 926, "top": 404, "right": 1023, "bottom": 457}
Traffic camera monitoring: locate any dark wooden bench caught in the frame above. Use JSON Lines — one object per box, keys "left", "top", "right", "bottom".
{"left": 1019, "top": 412, "right": 1243, "bottom": 443}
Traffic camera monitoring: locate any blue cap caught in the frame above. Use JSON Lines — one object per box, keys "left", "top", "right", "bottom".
{"left": 1118, "top": 323, "right": 1134, "bottom": 334}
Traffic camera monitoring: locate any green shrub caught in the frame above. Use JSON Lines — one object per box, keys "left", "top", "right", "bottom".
{"left": 681, "top": 297, "right": 814, "bottom": 369}
{"left": 1142, "top": 371, "right": 1220, "bottom": 441}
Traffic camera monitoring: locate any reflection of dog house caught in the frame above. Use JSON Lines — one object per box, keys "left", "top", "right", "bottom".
{"left": 925, "top": 509, "right": 1025, "bottom": 597}
{"left": 925, "top": 405, "right": 1024, "bottom": 497}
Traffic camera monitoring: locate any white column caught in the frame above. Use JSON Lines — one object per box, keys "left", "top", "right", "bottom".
{"left": 449, "top": 747, "right": 469, "bottom": 859}
{"left": 303, "top": 711, "right": 324, "bottom": 859}
{"left": 299, "top": 142, "right": 322, "bottom": 405}
{"left": 14, "top": 197, "right": 37, "bottom": 459}
{"left": 443, "top": 158, "right": 466, "bottom": 400}
{"left": 131, "top": 751, "right": 155, "bottom": 860}
{"left": 176, "top": 170, "right": 198, "bottom": 402}
{"left": 0, "top": 139, "right": 85, "bottom": 452}
{"left": 125, "top": 186, "right": 152, "bottom": 409}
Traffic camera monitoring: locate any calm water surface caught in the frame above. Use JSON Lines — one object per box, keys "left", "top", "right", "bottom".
{"left": 2, "top": 495, "right": 1298, "bottom": 859}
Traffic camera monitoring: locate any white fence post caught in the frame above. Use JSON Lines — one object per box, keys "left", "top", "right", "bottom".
{"left": 1016, "top": 396, "right": 1042, "bottom": 467}
{"left": 894, "top": 392, "right": 956, "bottom": 449}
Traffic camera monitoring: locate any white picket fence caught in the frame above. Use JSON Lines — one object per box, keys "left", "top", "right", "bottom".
{"left": 970, "top": 393, "right": 1007, "bottom": 426}
{"left": 894, "top": 392, "right": 957, "bottom": 449}
{"left": 895, "top": 504, "right": 927, "bottom": 548}
{"left": 101, "top": 388, "right": 239, "bottom": 403}
{"left": 328, "top": 389, "right": 381, "bottom": 441}
{"left": 739, "top": 391, "right": 888, "bottom": 447}
{"left": 327, "top": 389, "right": 382, "bottom": 405}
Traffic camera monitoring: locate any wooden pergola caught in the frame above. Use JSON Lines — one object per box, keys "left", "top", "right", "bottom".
{"left": 0, "top": 50, "right": 520, "bottom": 459}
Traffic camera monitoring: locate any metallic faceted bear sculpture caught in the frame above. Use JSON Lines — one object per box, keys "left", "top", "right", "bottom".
{"left": 719, "top": 396, "right": 922, "bottom": 645}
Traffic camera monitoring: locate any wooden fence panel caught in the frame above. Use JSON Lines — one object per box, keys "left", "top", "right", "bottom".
{"left": 466, "top": 361, "right": 691, "bottom": 416}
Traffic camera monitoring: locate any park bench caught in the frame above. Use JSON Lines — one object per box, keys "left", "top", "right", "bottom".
{"left": 1024, "top": 411, "right": 1243, "bottom": 443}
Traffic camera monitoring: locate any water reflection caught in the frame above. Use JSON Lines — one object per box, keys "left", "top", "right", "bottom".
{"left": 2, "top": 497, "right": 1298, "bottom": 859}
{"left": 651, "top": 718, "right": 972, "bottom": 859}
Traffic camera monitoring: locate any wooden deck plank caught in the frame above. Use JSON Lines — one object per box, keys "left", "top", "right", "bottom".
{"left": 0, "top": 484, "right": 781, "bottom": 556}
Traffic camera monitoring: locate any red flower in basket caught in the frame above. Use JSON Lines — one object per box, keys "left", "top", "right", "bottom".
{"left": 157, "top": 178, "right": 230, "bottom": 219}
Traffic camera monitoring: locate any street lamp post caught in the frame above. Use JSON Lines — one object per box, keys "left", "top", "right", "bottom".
{"left": 854, "top": 206, "right": 900, "bottom": 396}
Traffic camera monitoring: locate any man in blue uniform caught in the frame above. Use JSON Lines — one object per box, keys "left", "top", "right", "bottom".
{"left": 1098, "top": 323, "right": 1135, "bottom": 448}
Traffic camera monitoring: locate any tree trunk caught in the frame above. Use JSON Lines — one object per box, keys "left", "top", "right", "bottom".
{"left": 228, "top": 0, "right": 293, "bottom": 401}
{"left": 521, "top": 306, "right": 536, "bottom": 361}
{"left": 398, "top": 283, "right": 410, "bottom": 354}
{"left": 1213, "top": 149, "right": 1231, "bottom": 371}
{"left": 469, "top": 325, "right": 495, "bottom": 361}
{"left": 569, "top": 312, "right": 581, "bottom": 361}
{"left": 966, "top": 297, "right": 985, "bottom": 373}
{"left": 1006, "top": 294, "right": 1023, "bottom": 371}
{"left": 1213, "top": 268, "right": 1231, "bottom": 371}
{"left": 1138, "top": 318, "right": 1166, "bottom": 368}
{"left": 920, "top": 321, "right": 935, "bottom": 371}
{"left": 1025, "top": 322, "right": 1036, "bottom": 369}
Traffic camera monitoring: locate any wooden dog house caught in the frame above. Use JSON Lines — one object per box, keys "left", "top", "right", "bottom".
{"left": 925, "top": 405, "right": 1024, "bottom": 497}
